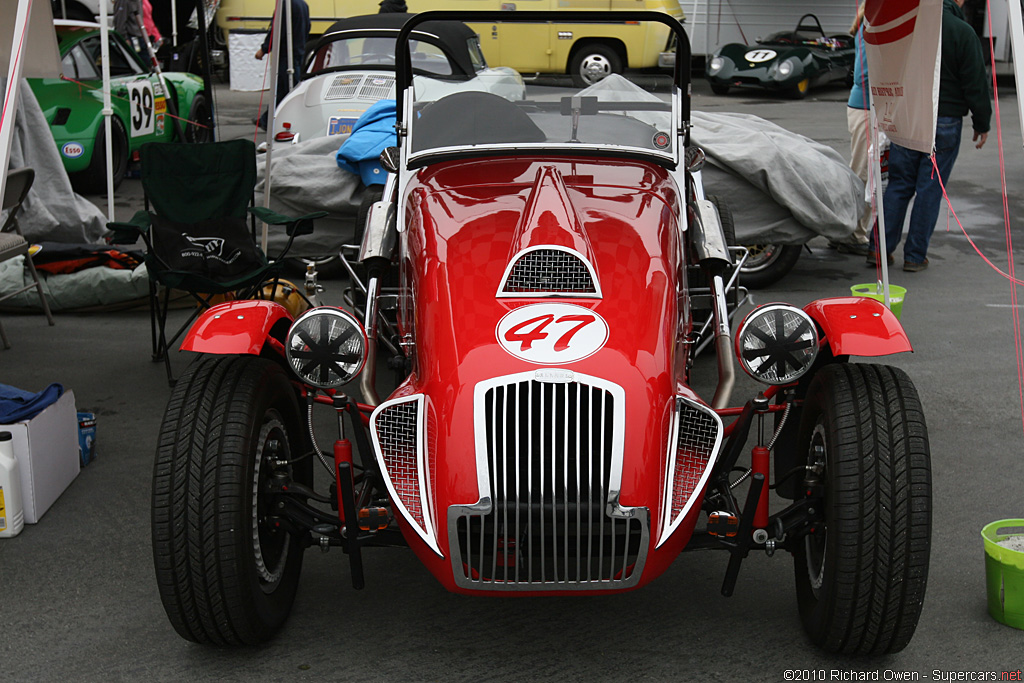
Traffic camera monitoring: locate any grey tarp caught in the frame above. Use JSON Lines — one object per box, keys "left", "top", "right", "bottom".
{"left": 578, "top": 75, "right": 864, "bottom": 245}
{"left": 0, "top": 255, "right": 150, "bottom": 311}
{"left": 692, "top": 111, "right": 864, "bottom": 245}
{"left": 258, "top": 76, "right": 867, "bottom": 256}
{"left": 1, "top": 78, "right": 109, "bottom": 243}
{"left": 254, "top": 135, "right": 365, "bottom": 259}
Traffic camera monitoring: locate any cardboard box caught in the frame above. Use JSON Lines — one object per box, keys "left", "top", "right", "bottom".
{"left": 2, "top": 390, "right": 79, "bottom": 524}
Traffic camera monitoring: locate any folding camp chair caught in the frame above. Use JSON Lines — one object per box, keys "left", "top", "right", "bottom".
{"left": 0, "top": 167, "right": 55, "bottom": 349}
{"left": 107, "top": 139, "right": 324, "bottom": 384}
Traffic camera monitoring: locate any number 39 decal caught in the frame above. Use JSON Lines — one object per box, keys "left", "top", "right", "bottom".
{"left": 129, "top": 81, "right": 155, "bottom": 137}
{"left": 496, "top": 302, "right": 609, "bottom": 364}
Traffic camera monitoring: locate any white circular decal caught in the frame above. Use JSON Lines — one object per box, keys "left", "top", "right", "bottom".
{"left": 744, "top": 49, "right": 778, "bottom": 63}
{"left": 496, "top": 302, "right": 609, "bottom": 365}
{"left": 61, "top": 142, "right": 84, "bottom": 158}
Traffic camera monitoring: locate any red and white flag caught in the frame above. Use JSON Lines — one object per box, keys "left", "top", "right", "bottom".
{"left": 863, "top": 0, "right": 943, "bottom": 153}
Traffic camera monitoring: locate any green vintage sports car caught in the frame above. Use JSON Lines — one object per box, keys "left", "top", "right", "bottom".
{"left": 27, "top": 20, "right": 212, "bottom": 194}
{"left": 705, "top": 14, "right": 855, "bottom": 99}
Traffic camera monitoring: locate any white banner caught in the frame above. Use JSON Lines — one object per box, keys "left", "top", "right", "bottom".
{"left": 863, "top": 0, "right": 943, "bottom": 154}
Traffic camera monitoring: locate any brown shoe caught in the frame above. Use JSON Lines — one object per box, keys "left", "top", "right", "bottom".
{"left": 903, "top": 258, "right": 929, "bottom": 272}
{"left": 866, "top": 251, "right": 895, "bottom": 267}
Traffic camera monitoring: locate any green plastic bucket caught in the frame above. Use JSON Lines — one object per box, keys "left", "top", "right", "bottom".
{"left": 982, "top": 519, "right": 1024, "bottom": 630}
{"left": 850, "top": 283, "right": 907, "bottom": 319}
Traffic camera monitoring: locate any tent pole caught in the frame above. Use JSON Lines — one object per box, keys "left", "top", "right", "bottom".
{"left": 99, "top": 0, "right": 114, "bottom": 221}
{"left": 869, "top": 100, "right": 891, "bottom": 307}
{"left": 0, "top": 0, "right": 33, "bottom": 214}
{"left": 1007, "top": 0, "right": 1024, "bottom": 149}
{"left": 260, "top": 0, "right": 285, "bottom": 253}
{"left": 172, "top": 0, "right": 179, "bottom": 47}
{"left": 194, "top": 0, "right": 215, "bottom": 140}
{"left": 285, "top": 0, "right": 294, "bottom": 90}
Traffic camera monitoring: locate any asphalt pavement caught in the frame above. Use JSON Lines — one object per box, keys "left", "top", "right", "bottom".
{"left": 2, "top": 76, "right": 1024, "bottom": 681}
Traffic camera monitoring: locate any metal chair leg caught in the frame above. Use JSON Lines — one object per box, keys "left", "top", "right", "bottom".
{"left": 23, "top": 249, "right": 54, "bottom": 327}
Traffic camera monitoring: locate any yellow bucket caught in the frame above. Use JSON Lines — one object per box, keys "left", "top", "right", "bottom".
{"left": 850, "top": 283, "right": 906, "bottom": 319}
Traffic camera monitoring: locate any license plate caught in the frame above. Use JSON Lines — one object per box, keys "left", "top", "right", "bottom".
{"left": 328, "top": 117, "right": 357, "bottom": 136}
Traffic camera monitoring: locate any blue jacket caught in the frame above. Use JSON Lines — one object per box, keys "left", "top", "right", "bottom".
{"left": 847, "top": 25, "right": 869, "bottom": 110}
{"left": 336, "top": 100, "right": 397, "bottom": 187}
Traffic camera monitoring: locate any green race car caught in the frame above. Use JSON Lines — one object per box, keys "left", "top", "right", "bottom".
{"left": 27, "top": 20, "right": 212, "bottom": 194}
{"left": 705, "top": 14, "right": 855, "bottom": 99}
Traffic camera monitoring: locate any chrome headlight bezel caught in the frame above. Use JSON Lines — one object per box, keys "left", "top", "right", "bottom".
{"left": 285, "top": 306, "right": 368, "bottom": 389}
{"left": 735, "top": 304, "right": 819, "bottom": 385}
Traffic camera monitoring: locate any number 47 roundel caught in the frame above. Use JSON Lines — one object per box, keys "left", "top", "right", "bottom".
{"left": 496, "top": 302, "right": 609, "bottom": 364}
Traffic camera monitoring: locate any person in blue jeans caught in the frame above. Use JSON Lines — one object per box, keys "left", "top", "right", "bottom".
{"left": 871, "top": 0, "right": 991, "bottom": 272}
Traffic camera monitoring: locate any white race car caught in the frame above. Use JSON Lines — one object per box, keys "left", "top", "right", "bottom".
{"left": 273, "top": 13, "right": 524, "bottom": 144}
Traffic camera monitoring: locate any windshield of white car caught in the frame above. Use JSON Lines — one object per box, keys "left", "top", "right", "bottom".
{"left": 309, "top": 37, "right": 460, "bottom": 76}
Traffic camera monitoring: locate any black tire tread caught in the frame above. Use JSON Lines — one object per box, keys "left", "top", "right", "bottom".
{"left": 795, "top": 363, "right": 931, "bottom": 655}
{"left": 152, "top": 355, "right": 304, "bottom": 645}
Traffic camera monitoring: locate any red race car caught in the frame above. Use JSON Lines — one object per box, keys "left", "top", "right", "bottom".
{"left": 152, "top": 11, "right": 932, "bottom": 655}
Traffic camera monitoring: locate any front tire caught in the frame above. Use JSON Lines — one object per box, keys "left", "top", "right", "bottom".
{"left": 152, "top": 355, "right": 311, "bottom": 644}
{"left": 184, "top": 92, "right": 213, "bottom": 144}
{"left": 793, "top": 364, "right": 931, "bottom": 654}
{"left": 709, "top": 82, "right": 730, "bottom": 95}
{"left": 790, "top": 77, "right": 810, "bottom": 99}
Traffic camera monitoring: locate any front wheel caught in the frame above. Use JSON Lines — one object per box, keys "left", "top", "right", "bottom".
{"left": 739, "top": 243, "right": 802, "bottom": 288}
{"left": 789, "top": 77, "right": 810, "bottom": 99}
{"left": 709, "top": 82, "right": 730, "bottom": 95}
{"left": 569, "top": 44, "right": 623, "bottom": 87}
{"left": 152, "top": 355, "right": 311, "bottom": 644}
{"left": 793, "top": 364, "right": 932, "bottom": 654}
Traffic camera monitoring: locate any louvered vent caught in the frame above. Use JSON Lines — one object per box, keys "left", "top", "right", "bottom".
{"left": 325, "top": 75, "right": 362, "bottom": 101}
{"left": 359, "top": 75, "right": 395, "bottom": 100}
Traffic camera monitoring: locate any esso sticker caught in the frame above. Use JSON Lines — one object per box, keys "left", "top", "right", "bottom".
{"left": 744, "top": 49, "right": 777, "bottom": 63}
{"left": 496, "top": 302, "right": 608, "bottom": 365}
{"left": 61, "top": 142, "right": 85, "bottom": 158}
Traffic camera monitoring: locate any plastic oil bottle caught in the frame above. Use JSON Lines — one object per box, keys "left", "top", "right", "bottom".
{"left": 0, "top": 431, "right": 24, "bottom": 538}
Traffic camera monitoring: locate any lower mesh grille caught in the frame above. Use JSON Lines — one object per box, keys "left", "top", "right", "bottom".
{"left": 452, "top": 375, "right": 647, "bottom": 590}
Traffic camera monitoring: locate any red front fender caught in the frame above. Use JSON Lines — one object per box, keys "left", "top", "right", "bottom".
{"left": 804, "top": 297, "right": 912, "bottom": 357}
{"left": 181, "top": 300, "right": 293, "bottom": 355}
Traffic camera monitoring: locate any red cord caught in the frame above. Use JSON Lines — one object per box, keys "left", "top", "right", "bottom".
{"left": 929, "top": 0, "right": 1024, "bottom": 432}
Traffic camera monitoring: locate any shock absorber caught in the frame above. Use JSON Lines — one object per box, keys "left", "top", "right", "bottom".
{"left": 751, "top": 393, "right": 771, "bottom": 533}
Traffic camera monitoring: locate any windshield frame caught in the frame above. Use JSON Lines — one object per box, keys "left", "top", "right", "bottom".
{"left": 394, "top": 10, "right": 692, "bottom": 169}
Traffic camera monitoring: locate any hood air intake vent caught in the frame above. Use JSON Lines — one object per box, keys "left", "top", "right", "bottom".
{"left": 498, "top": 246, "right": 601, "bottom": 298}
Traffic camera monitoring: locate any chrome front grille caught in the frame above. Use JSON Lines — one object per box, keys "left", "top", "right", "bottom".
{"left": 501, "top": 248, "right": 599, "bottom": 296}
{"left": 452, "top": 374, "right": 647, "bottom": 590}
{"left": 324, "top": 75, "right": 361, "bottom": 100}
